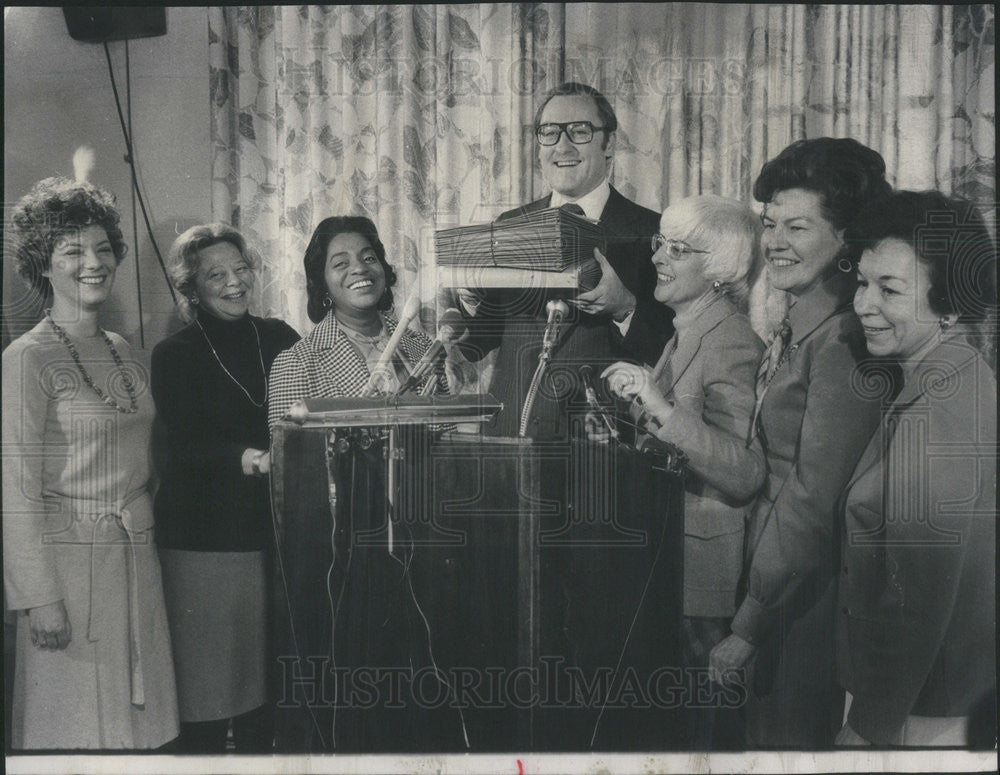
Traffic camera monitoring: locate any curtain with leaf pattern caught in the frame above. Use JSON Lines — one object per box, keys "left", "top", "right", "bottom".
{"left": 209, "top": 4, "right": 995, "bottom": 338}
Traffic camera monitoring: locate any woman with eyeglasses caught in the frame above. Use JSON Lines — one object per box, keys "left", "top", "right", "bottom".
{"left": 151, "top": 223, "right": 299, "bottom": 752}
{"left": 707, "top": 138, "right": 892, "bottom": 748}
{"left": 603, "top": 194, "right": 766, "bottom": 749}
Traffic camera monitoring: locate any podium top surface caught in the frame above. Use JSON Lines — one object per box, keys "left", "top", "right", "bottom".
{"left": 278, "top": 393, "right": 503, "bottom": 428}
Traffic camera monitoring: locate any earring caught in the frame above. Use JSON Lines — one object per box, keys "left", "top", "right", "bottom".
{"left": 322, "top": 295, "right": 332, "bottom": 309}
{"left": 712, "top": 280, "right": 724, "bottom": 292}
{"left": 837, "top": 258, "right": 853, "bottom": 273}
{"left": 939, "top": 316, "right": 954, "bottom": 330}
{"left": 189, "top": 295, "right": 199, "bottom": 306}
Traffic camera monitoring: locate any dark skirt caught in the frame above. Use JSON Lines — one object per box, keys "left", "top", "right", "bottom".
{"left": 160, "top": 549, "right": 267, "bottom": 722}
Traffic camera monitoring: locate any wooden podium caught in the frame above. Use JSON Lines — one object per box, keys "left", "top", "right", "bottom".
{"left": 270, "top": 397, "right": 685, "bottom": 752}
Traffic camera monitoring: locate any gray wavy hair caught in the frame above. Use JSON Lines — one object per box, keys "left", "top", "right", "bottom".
{"left": 167, "top": 222, "right": 260, "bottom": 321}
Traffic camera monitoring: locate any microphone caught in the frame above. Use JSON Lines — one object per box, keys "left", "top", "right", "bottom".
{"left": 362, "top": 292, "right": 422, "bottom": 396}
{"left": 397, "top": 308, "right": 466, "bottom": 395}
{"left": 579, "top": 365, "right": 620, "bottom": 441}
{"left": 542, "top": 298, "right": 570, "bottom": 355}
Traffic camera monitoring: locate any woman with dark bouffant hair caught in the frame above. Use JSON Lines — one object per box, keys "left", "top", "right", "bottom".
{"left": 151, "top": 222, "right": 298, "bottom": 752}
{"left": 2, "top": 177, "right": 179, "bottom": 749}
{"left": 267, "top": 215, "right": 444, "bottom": 428}
{"left": 707, "top": 138, "right": 894, "bottom": 747}
{"left": 836, "top": 191, "right": 995, "bottom": 747}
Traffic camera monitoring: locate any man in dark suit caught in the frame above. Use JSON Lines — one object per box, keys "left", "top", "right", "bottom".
{"left": 459, "top": 82, "right": 673, "bottom": 439}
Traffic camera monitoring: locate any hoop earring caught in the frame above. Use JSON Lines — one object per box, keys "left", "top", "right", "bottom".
{"left": 837, "top": 258, "right": 853, "bottom": 273}
{"left": 322, "top": 295, "right": 332, "bottom": 309}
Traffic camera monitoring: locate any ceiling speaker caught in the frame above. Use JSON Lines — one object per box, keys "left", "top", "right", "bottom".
{"left": 63, "top": 7, "right": 167, "bottom": 43}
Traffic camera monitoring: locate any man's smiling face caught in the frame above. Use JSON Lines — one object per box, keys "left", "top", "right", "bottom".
{"left": 538, "top": 94, "right": 615, "bottom": 200}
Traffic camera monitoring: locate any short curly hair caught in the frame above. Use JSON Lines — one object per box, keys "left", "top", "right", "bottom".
{"left": 167, "top": 222, "right": 260, "bottom": 320}
{"left": 753, "top": 138, "right": 892, "bottom": 230}
{"left": 845, "top": 190, "right": 996, "bottom": 323}
{"left": 10, "top": 177, "right": 127, "bottom": 295}
{"left": 303, "top": 216, "right": 396, "bottom": 323}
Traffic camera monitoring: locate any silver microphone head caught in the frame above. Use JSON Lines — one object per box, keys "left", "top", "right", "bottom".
{"left": 545, "top": 298, "right": 569, "bottom": 322}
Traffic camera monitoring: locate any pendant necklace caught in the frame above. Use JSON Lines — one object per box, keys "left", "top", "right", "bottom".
{"left": 196, "top": 317, "right": 267, "bottom": 408}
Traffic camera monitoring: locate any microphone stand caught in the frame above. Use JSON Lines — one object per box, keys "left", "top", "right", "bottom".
{"left": 518, "top": 299, "right": 569, "bottom": 438}
{"left": 385, "top": 424, "right": 399, "bottom": 554}
{"left": 518, "top": 349, "right": 553, "bottom": 438}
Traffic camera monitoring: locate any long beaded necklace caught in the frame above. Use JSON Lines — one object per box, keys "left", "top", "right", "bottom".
{"left": 45, "top": 310, "right": 138, "bottom": 414}
{"left": 195, "top": 316, "right": 267, "bottom": 408}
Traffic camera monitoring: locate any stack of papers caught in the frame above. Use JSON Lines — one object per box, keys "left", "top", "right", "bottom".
{"left": 435, "top": 207, "right": 603, "bottom": 271}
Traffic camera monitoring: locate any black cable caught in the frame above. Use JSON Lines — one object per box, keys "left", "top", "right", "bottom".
{"left": 101, "top": 41, "right": 178, "bottom": 312}
{"left": 124, "top": 40, "right": 145, "bottom": 347}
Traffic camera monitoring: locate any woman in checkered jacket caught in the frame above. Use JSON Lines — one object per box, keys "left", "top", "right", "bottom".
{"left": 265, "top": 216, "right": 464, "bottom": 752}
{"left": 267, "top": 216, "right": 443, "bottom": 429}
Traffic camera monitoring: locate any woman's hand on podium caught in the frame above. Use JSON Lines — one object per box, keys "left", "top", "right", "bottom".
{"left": 242, "top": 448, "right": 271, "bottom": 477}
{"left": 602, "top": 361, "right": 673, "bottom": 428}
{"left": 583, "top": 411, "right": 612, "bottom": 444}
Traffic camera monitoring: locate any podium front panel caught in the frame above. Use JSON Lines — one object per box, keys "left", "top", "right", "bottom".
{"left": 271, "top": 425, "right": 684, "bottom": 752}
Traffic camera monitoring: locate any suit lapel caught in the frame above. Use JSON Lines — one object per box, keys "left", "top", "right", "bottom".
{"left": 841, "top": 330, "right": 977, "bottom": 493}
{"left": 665, "top": 330, "right": 702, "bottom": 393}
{"left": 511, "top": 195, "right": 552, "bottom": 220}
{"left": 659, "top": 298, "right": 736, "bottom": 394}
{"left": 597, "top": 187, "right": 634, "bottom": 237}
{"left": 311, "top": 315, "right": 371, "bottom": 397}
{"left": 842, "top": 424, "right": 884, "bottom": 495}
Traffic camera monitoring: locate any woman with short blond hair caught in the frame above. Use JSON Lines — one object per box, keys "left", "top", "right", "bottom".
{"left": 604, "top": 193, "right": 766, "bottom": 748}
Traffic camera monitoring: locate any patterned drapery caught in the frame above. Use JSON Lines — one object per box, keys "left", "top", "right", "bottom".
{"left": 209, "top": 4, "right": 995, "bottom": 338}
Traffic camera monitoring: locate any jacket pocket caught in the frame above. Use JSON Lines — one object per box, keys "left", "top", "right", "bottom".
{"left": 684, "top": 495, "right": 745, "bottom": 539}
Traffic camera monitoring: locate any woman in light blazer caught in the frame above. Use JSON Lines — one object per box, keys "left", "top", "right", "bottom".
{"left": 603, "top": 194, "right": 765, "bottom": 749}
{"left": 708, "top": 138, "right": 893, "bottom": 748}
{"left": 836, "top": 191, "right": 995, "bottom": 747}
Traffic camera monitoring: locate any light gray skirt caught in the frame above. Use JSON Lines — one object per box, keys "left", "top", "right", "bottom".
{"left": 159, "top": 549, "right": 267, "bottom": 722}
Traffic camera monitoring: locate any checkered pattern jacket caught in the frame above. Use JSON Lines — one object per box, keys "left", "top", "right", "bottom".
{"left": 267, "top": 311, "right": 440, "bottom": 429}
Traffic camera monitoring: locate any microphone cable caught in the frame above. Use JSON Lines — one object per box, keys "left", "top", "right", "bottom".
{"left": 101, "top": 41, "right": 179, "bottom": 348}
{"left": 378, "top": 427, "right": 471, "bottom": 748}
